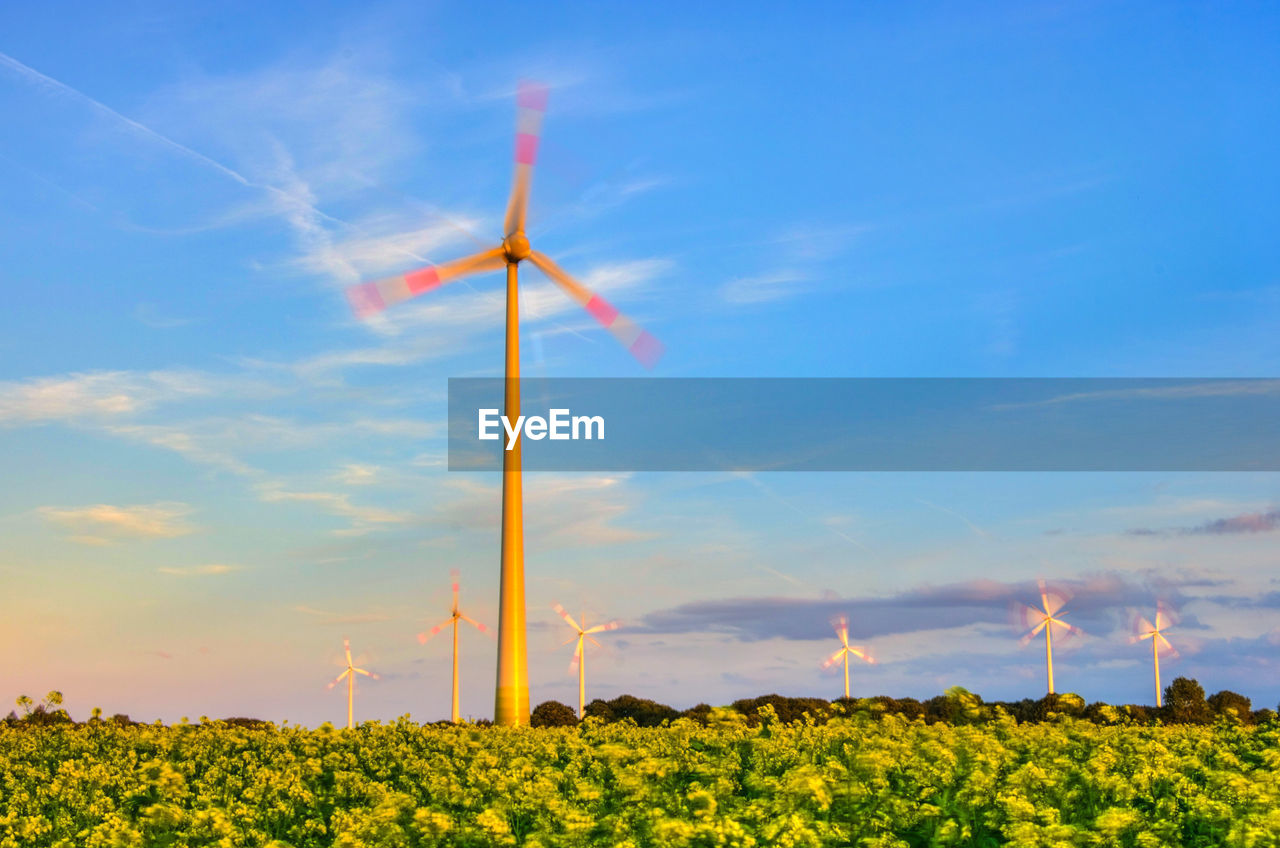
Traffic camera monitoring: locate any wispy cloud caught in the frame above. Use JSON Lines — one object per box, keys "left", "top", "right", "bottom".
{"left": 636, "top": 573, "right": 1200, "bottom": 642}
{"left": 39, "top": 502, "right": 197, "bottom": 544}
{"left": 0, "top": 370, "right": 279, "bottom": 426}
{"left": 719, "top": 270, "right": 808, "bottom": 305}
{"left": 333, "top": 464, "right": 381, "bottom": 486}
{"left": 258, "top": 485, "right": 412, "bottom": 536}
{"left": 1128, "top": 508, "right": 1280, "bottom": 538}
{"left": 995, "top": 380, "right": 1280, "bottom": 411}
{"left": 104, "top": 415, "right": 436, "bottom": 475}
{"left": 0, "top": 50, "right": 254, "bottom": 186}
{"left": 106, "top": 423, "right": 260, "bottom": 476}
{"left": 157, "top": 564, "right": 242, "bottom": 576}
{"left": 133, "top": 303, "right": 194, "bottom": 329}
{"left": 429, "top": 474, "right": 652, "bottom": 549}
{"left": 294, "top": 605, "right": 391, "bottom": 625}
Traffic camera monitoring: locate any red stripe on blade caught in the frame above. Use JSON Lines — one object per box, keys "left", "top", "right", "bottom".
{"left": 517, "top": 81, "right": 549, "bottom": 112}
{"left": 515, "top": 133, "right": 539, "bottom": 165}
{"left": 405, "top": 267, "right": 441, "bottom": 295}
{"left": 629, "top": 331, "right": 664, "bottom": 369}
{"left": 585, "top": 294, "right": 619, "bottom": 326}
{"left": 346, "top": 282, "right": 386, "bottom": 318}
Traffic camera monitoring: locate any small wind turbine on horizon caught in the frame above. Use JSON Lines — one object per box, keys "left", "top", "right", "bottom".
{"left": 1016, "top": 579, "right": 1081, "bottom": 695}
{"left": 419, "top": 569, "right": 492, "bottom": 723}
{"left": 554, "top": 603, "right": 620, "bottom": 719}
{"left": 327, "top": 638, "right": 378, "bottom": 730}
{"left": 822, "top": 615, "right": 875, "bottom": 699}
{"left": 345, "top": 81, "right": 663, "bottom": 726}
{"left": 1132, "top": 603, "right": 1178, "bottom": 707}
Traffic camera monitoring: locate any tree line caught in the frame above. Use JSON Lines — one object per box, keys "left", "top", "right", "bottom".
{"left": 5, "top": 678, "right": 1270, "bottom": 730}
{"left": 529, "top": 678, "right": 1270, "bottom": 728}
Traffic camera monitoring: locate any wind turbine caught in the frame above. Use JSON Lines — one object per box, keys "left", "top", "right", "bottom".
{"left": 345, "top": 82, "right": 663, "bottom": 726}
{"left": 327, "top": 638, "right": 378, "bottom": 729}
{"left": 1016, "top": 579, "right": 1081, "bottom": 695}
{"left": 554, "top": 603, "right": 620, "bottom": 719}
{"left": 821, "top": 615, "right": 875, "bottom": 699}
{"left": 418, "top": 569, "right": 491, "bottom": 723}
{"left": 1132, "top": 603, "right": 1178, "bottom": 707}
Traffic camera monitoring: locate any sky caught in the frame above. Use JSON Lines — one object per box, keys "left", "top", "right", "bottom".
{"left": 2, "top": 0, "right": 1279, "bottom": 725}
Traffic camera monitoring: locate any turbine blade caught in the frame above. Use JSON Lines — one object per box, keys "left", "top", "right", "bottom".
{"left": 459, "top": 613, "right": 491, "bottom": 636}
{"left": 1055, "top": 619, "right": 1084, "bottom": 638}
{"left": 451, "top": 568, "right": 460, "bottom": 609}
{"left": 553, "top": 603, "right": 584, "bottom": 634}
{"left": 587, "top": 635, "right": 603, "bottom": 649}
{"left": 1017, "top": 603, "right": 1049, "bottom": 631}
{"left": 849, "top": 647, "right": 874, "bottom": 664}
{"left": 527, "top": 250, "right": 664, "bottom": 369}
{"left": 354, "top": 667, "right": 374, "bottom": 677}
{"left": 417, "top": 619, "right": 454, "bottom": 644}
{"left": 345, "top": 247, "right": 506, "bottom": 319}
{"left": 1157, "top": 633, "right": 1177, "bottom": 657}
{"left": 344, "top": 638, "right": 352, "bottom": 666}
{"left": 821, "top": 647, "right": 846, "bottom": 669}
{"left": 327, "top": 669, "right": 350, "bottom": 689}
{"left": 585, "top": 620, "right": 620, "bottom": 634}
{"left": 503, "top": 80, "right": 548, "bottom": 238}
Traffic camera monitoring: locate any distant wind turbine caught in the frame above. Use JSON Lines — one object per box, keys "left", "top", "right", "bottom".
{"left": 327, "top": 638, "right": 378, "bottom": 729}
{"left": 1132, "top": 603, "right": 1178, "bottom": 707}
{"left": 822, "top": 615, "right": 875, "bottom": 699}
{"left": 554, "top": 603, "right": 620, "bottom": 719}
{"left": 1016, "top": 579, "right": 1081, "bottom": 695}
{"left": 419, "top": 569, "right": 491, "bottom": 723}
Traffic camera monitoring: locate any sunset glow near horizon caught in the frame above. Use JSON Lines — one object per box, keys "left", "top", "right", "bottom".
{"left": 2, "top": 1, "right": 1279, "bottom": 726}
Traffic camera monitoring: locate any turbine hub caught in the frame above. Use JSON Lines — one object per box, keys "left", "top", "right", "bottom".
{"left": 502, "top": 231, "right": 531, "bottom": 263}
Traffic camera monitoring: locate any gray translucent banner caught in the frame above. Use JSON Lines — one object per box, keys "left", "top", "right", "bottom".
{"left": 447, "top": 378, "right": 1280, "bottom": 471}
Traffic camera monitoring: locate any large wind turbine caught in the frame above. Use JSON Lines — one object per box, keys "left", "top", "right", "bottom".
{"left": 419, "top": 569, "right": 490, "bottom": 723}
{"left": 554, "top": 603, "right": 620, "bottom": 719}
{"left": 346, "top": 82, "right": 662, "bottom": 726}
{"left": 1016, "top": 579, "right": 1081, "bottom": 695}
{"left": 327, "top": 638, "right": 378, "bottom": 730}
{"left": 821, "top": 615, "right": 875, "bottom": 699}
{"left": 1132, "top": 603, "right": 1177, "bottom": 707}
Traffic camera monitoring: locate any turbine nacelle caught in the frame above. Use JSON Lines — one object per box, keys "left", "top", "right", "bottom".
{"left": 502, "top": 231, "right": 532, "bottom": 264}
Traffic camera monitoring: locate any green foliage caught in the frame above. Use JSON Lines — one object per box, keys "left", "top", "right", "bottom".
{"left": 731, "top": 694, "right": 833, "bottom": 725}
{"left": 584, "top": 694, "right": 679, "bottom": 727}
{"left": 1207, "top": 690, "right": 1252, "bottom": 723}
{"left": 1165, "top": 676, "right": 1212, "bottom": 724}
{"left": 530, "top": 700, "right": 579, "bottom": 727}
{"left": 4, "top": 715, "right": 1280, "bottom": 846}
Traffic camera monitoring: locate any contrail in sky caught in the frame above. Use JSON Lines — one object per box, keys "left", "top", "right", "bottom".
{"left": 0, "top": 50, "right": 253, "bottom": 187}
{"left": 0, "top": 49, "right": 619, "bottom": 342}
{"left": 0, "top": 49, "right": 359, "bottom": 233}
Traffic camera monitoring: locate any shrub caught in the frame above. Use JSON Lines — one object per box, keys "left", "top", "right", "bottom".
{"left": 601, "top": 695, "right": 679, "bottom": 727}
{"left": 1164, "top": 677, "right": 1211, "bottom": 724}
{"left": 1207, "top": 690, "right": 1252, "bottom": 723}
{"left": 530, "top": 701, "right": 578, "bottom": 728}
{"left": 731, "top": 695, "right": 832, "bottom": 725}
{"left": 681, "top": 703, "right": 712, "bottom": 725}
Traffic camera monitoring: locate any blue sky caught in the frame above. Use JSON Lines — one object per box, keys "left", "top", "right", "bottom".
{"left": 2, "top": 1, "right": 1279, "bottom": 724}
